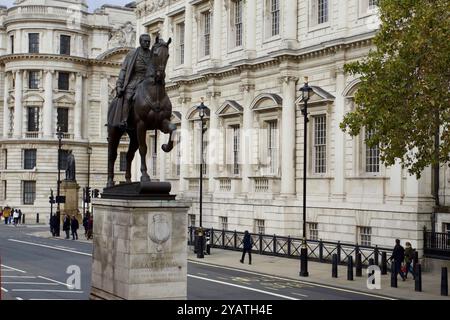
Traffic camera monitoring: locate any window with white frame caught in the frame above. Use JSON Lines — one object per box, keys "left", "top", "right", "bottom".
{"left": 230, "top": 0, "right": 243, "bottom": 48}
{"left": 28, "top": 71, "right": 39, "bottom": 89}
{"left": 271, "top": 0, "right": 280, "bottom": 36}
{"left": 358, "top": 226, "right": 372, "bottom": 246}
{"left": 313, "top": 115, "right": 326, "bottom": 174}
{"left": 2, "top": 180, "right": 6, "bottom": 200}
{"left": 369, "top": 0, "right": 378, "bottom": 9}
{"left": 28, "top": 33, "right": 39, "bottom": 53}
{"left": 27, "top": 107, "right": 40, "bottom": 132}
{"left": 3, "top": 149, "right": 7, "bottom": 170}
{"left": 176, "top": 22, "right": 185, "bottom": 65}
{"left": 317, "top": 0, "right": 329, "bottom": 24}
{"left": 254, "top": 219, "right": 265, "bottom": 234}
{"left": 188, "top": 214, "right": 196, "bottom": 227}
{"left": 307, "top": 223, "right": 319, "bottom": 241}
{"left": 267, "top": 120, "right": 278, "bottom": 175}
{"left": 359, "top": 0, "right": 378, "bottom": 16}
{"left": 119, "top": 152, "right": 127, "bottom": 172}
{"left": 365, "top": 128, "right": 380, "bottom": 173}
{"left": 219, "top": 216, "right": 228, "bottom": 230}
{"left": 23, "top": 149, "right": 37, "bottom": 170}
{"left": 10, "top": 35, "right": 14, "bottom": 54}
{"left": 232, "top": 125, "right": 240, "bottom": 175}
{"left": 22, "top": 180, "right": 36, "bottom": 205}
{"left": 201, "top": 11, "right": 211, "bottom": 57}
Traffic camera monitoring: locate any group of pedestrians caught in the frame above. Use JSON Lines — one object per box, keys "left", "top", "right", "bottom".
{"left": 63, "top": 215, "right": 80, "bottom": 240}
{"left": 1, "top": 207, "right": 23, "bottom": 226}
{"left": 390, "top": 239, "right": 416, "bottom": 281}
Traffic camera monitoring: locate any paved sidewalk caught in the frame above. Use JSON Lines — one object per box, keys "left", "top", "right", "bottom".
{"left": 188, "top": 247, "right": 450, "bottom": 300}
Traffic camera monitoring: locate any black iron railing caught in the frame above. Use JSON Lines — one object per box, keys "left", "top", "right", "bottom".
{"left": 188, "top": 226, "right": 393, "bottom": 268}
{"left": 424, "top": 229, "right": 450, "bottom": 258}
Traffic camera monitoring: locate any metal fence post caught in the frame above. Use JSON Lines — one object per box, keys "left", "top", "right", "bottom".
{"left": 36, "top": 213, "right": 39, "bottom": 224}
{"left": 374, "top": 246, "right": 379, "bottom": 266}
{"left": 222, "top": 229, "right": 225, "bottom": 248}
{"left": 273, "top": 234, "right": 277, "bottom": 255}
{"left": 441, "top": 267, "right": 448, "bottom": 296}
{"left": 259, "top": 233, "right": 263, "bottom": 255}
{"left": 234, "top": 230, "right": 237, "bottom": 249}
{"left": 355, "top": 253, "right": 362, "bottom": 277}
{"left": 381, "top": 251, "right": 387, "bottom": 275}
{"left": 347, "top": 256, "right": 354, "bottom": 281}
{"left": 337, "top": 241, "right": 341, "bottom": 263}
{"left": 319, "top": 239, "right": 324, "bottom": 262}
{"left": 332, "top": 254, "right": 338, "bottom": 278}
{"left": 415, "top": 264, "right": 422, "bottom": 292}
{"left": 287, "top": 236, "right": 291, "bottom": 257}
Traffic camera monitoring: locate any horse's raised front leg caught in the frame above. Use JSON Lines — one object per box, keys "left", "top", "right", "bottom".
{"left": 125, "top": 130, "right": 139, "bottom": 183}
{"left": 136, "top": 121, "right": 150, "bottom": 182}
{"left": 107, "top": 127, "right": 122, "bottom": 188}
{"left": 161, "top": 119, "right": 176, "bottom": 152}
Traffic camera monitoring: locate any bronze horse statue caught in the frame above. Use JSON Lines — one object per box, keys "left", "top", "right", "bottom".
{"left": 107, "top": 37, "right": 176, "bottom": 188}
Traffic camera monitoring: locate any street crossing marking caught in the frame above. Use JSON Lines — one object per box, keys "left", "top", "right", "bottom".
{"left": 1, "top": 264, "right": 27, "bottom": 273}
{"left": 11, "top": 289, "right": 84, "bottom": 293}
{"left": 2, "top": 276, "right": 36, "bottom": 279}
{"left": 15, "top": 297, "right": 23, "bottom": 300}
{"left": 291, "top": 292, "right": 309, "bottom": 297}
{"left": 188, "top": 274, "right": 299, "bottom": 300}
{"left": 2, "top": 282, "right": 59, "bottom": 285}
{"left": 7, "top": 239, "right": 92, "bottom": 256}
{"left": 38, "top": 275, "right": 74, "bottom": 289}
{"left": 1, "top": 287, "right": 8, "bottom": 292}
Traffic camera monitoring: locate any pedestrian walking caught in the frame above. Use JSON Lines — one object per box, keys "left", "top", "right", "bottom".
{"left": 240, "top": 230, "right": 253, "bottom": 265}
{"left": 13, "top": 209, "right": 20, "bottom": 226}
{"left": 389, "top": 239, "right": 406, "bottom": 281}
{"left": 71, "top": 216, "right": 79, "bottom": 240}
{"left": 49, "top": 215, "right": 56, "bottom": 236}
{"left": 83, "top": 215, "right": 89, "bottom": 238}
{"left": 404, "top": 241, "right": 416, "bottom": 280}
{"left": 87, "top": 216, "right": 93, "bottom": 240}
{"left": 3, "top": 207, "right": 10, "bottom": 225}
{"left": 63, "top": 215, "right": 71, "bottom": 239}
{"left": 18, "top": 209, "right": 22, "bottom": 225}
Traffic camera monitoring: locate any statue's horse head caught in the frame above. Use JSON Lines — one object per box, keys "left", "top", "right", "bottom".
{"left": 150, "top": 37, "right": 171, "bottom": 84}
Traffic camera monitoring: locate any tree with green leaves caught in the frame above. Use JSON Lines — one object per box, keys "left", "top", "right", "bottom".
{"left": 340, "top": 0, "right": 450, "bottom": 178}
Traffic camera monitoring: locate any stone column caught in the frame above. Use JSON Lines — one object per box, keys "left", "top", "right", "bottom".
{"left": 179, "top": 97, "right": 191, "bottom": 193}
{"left": 280, "top": 76, "right": 298, "bottom": 195}
{"left": 333, "top": 69, "right": 346, "bottom": 199}
{"left": 211, "top": 0, "right": 222, "bottom": 65}
{"left": 74, "top": 73, "right": 83, "bottom": 139}
{"left": 43, "top": 69, "right": 54, "bottom": 138}
{"left": 283, "top": 0, "right": 298, "bottom": 48}
{"left": 245, "top": 0, "right": 256, "bottom": 59}
{"left": 13, "top": 70, "right": 23, "bottom": 138}
{"left": 99, "top": 74, "right": 109, "bottom": 139}
{"left": 3, "top": 72, "right": 10, "bottom": 138}
{"left": 240, "top": 83, "right": 255, "bottom": 193}
{"left": 207, "top": 90, "right": 221, "bottom": 193}
{"left": 184, "top": 4, "right": 193, "bottom": 71}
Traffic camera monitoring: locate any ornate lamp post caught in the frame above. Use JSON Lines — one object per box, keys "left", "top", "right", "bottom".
{"left": 196, "top": 99, "right": 208, "bottom": 259}
{"left": 299, "top": 77, "right": 313, "bottom": 277}
{"left": 56, "top": 125, "right": 64, "bottom": 237}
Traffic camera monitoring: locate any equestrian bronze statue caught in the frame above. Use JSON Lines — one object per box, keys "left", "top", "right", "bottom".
{"left": 106, "top": 34, "right": 176, "bottom": 189}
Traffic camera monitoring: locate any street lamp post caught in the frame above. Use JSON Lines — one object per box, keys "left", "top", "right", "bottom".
{"left": 197, "top": 99, "right": 208, "bottom": 259}
{"left": 299, "top": 77, "right": 313, "bottom": 277}
{"left": 56, "top": 125, "right": 64, "bottom": 237}
{"left": 86, "top": 145, "right": 92, "bottom": 218}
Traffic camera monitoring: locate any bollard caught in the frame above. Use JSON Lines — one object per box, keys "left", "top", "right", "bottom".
{"left": 441, "top": 267, "right": 448, "bottom": 296}
{"left": 332, "top": 254, "right": 338, "bottom": 278}
{"left": 319, "top": 240, "right": 324, "bottom": 262}
{"left": 22, "top": 213, "right": 25, "bottom": 224}
{"left": 374, "top": 246, "right": 379, "bottom": 266}
{"left": 391, "top": 259, "right": 398, "bottom": 288}
{"left": 415, "top": 264, "right": 422, "bottom": 292}
{"left": 336, "top": 242, "right": 341, "bottom": 263}
{"left": 347, "top": 256, "right": 354, "bottom": 281}
{"left": 355, "top": 253, "right": 362, "bottom": 277}
{"left": 36, "top": 213, "right": 39, "bottom": 224}
{"left": 413, "top": 251, "right": 419, "bottom": 274}
{"left": 381, "top": 252, "right": 387, "bottom": 275}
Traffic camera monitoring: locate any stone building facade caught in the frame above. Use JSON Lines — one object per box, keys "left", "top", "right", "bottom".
{"left": 134, "top": 0, "right": 450, "bottom": 252}
{"left": 0, "top": 0, "right": 136, "bottom": 222}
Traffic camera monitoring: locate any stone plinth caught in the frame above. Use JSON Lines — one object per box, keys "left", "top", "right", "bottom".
{"left": 90, "top": 198, "right": 190, "bottom": 300}
{"left": 61, "top": 180, "right": 81, "bottom": 222}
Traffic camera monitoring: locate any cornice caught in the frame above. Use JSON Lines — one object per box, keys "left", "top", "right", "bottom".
{"left": 0, "top": 53, "right": 123, "bottom": 67}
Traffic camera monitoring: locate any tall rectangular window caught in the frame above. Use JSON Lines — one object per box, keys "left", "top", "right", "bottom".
{"left": 177, "top": 22, "right": 185, "bottom": 65}
{"left": 254, "top": 219, "right": 265, "bottom": 234}
{"left": 188, "top": 214, "right": 196, "bottom": 227}
{"left": 232, "top": 125, "right": 240, "bottom": 175}
{"left": 267, "top": 120, "right": 278, "bottom": 175}
{"left": 59, "top": 150, "right": 70, "bottom": 170}
{"left": 313, "top": 115, "right": 326, "bottom": 173}
{"left": 57, "top": 108, "right": 69, "bottom": 133}
{"left": 234, "top": 0, "right": 243, "bottom": 46}
{"left": 23, "top": 181, "right": 36, "bottom": 205}
{"left": 27, "top": 107, "right": 40, "bottom": 132}
{"left": 23, "top": 149, "right": 37, "bottom": 169}
{"left": 58, "top": 72, "right": 70, "bottom": 90}
{"left": 60, "top": 35, "right": 71, "bottom": 55}
{"left": 318, "top": 0, "right": 329, "bottom": 24}
{"left": 3, "top": 149, "right": 7, "bottom": 170}
{"left": 219, "top": 216, "right": 228, "bottom": 230}
{"left": 28, "top": 33, "right": 39, "bottom": 53}
{"left": 308, "top": 222, "right": 319, "bottom": 241}
{"left": 10, "top": 35, "right": 14, "bottom": 54}
{"left": 271, "top": 0, "right": 280, "bottom": 36}
{"left": 28, "top": 71, "right": 39, "bottom": 89}
{"left": 120, "top": 152, "right": 127, "bottom": 172}
{"left": 369, "top": 0, "right": 378, "bottom": 9}
{"left": 3, "top": 180, "right": 6, "bottom": 200}
{"left": 365, "top": 129, "right": 380, "bottom": 173}
{"left": 358, "top": 226, "right": 372, "bottom": 246}
{"left": 203, "top": 11, "right": 211, "bottom": 57}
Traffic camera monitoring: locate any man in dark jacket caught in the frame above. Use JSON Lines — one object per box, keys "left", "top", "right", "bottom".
{"left": 63, "top": 215, "right": 71, "bottom": 239}
{"left": 389, "top": 239, "right": 406, "bottom": 281}
{"left": 71, "top": 216, "right": 79, "bottom": 240}
{"left": 240, "top": 230, "right": 253, "bottom": 265}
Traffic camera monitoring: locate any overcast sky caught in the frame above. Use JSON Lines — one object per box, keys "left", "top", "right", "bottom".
{"left": 1, "top": 0, "right": 133, "bottom": 11}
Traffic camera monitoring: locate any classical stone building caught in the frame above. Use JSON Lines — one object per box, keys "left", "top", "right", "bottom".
{"left": 0, "top": 0, "right": 136, "bottom": 222}
{"left": 133, "top": 0, "right": 450, "bottom": 252}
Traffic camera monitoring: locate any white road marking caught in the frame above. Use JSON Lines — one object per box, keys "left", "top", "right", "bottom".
{"left": 12, "top": 289, "right": 83, "bottom": 293}
{"left": 188, "top": 260, "right": 396, "bottom": 300}
{"left": 291, "top": 292, "right": 309, "bottom": 297}
{"left": 7, "top": 239, "right": 91, "bottom": 256}
{"left": 29, "top": 299, "right": 73, "bottom": 300}
{"left": 188, "top": 274, "right": 299, "bottom": 300}
{"left": 0, "top": 264, "right": 27, "bottom": 273}
{"left": 16, "top": 297, "right": 23, "bottom": 300}
{"left": 38, "top": 276, "right": 74, "bottom": 289}
{"left": 1, "top": 287, "right": 8, "bottom": 292}
{"left": 2, "top": 282, "right": 59, "bottom": 285}
{"left": 2, "top": 276, "right": 36, "bottom": 279}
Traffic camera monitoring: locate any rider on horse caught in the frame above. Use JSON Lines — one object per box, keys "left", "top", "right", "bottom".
{"left": 112, "top": 34, "right": 155, "bottom": 130}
